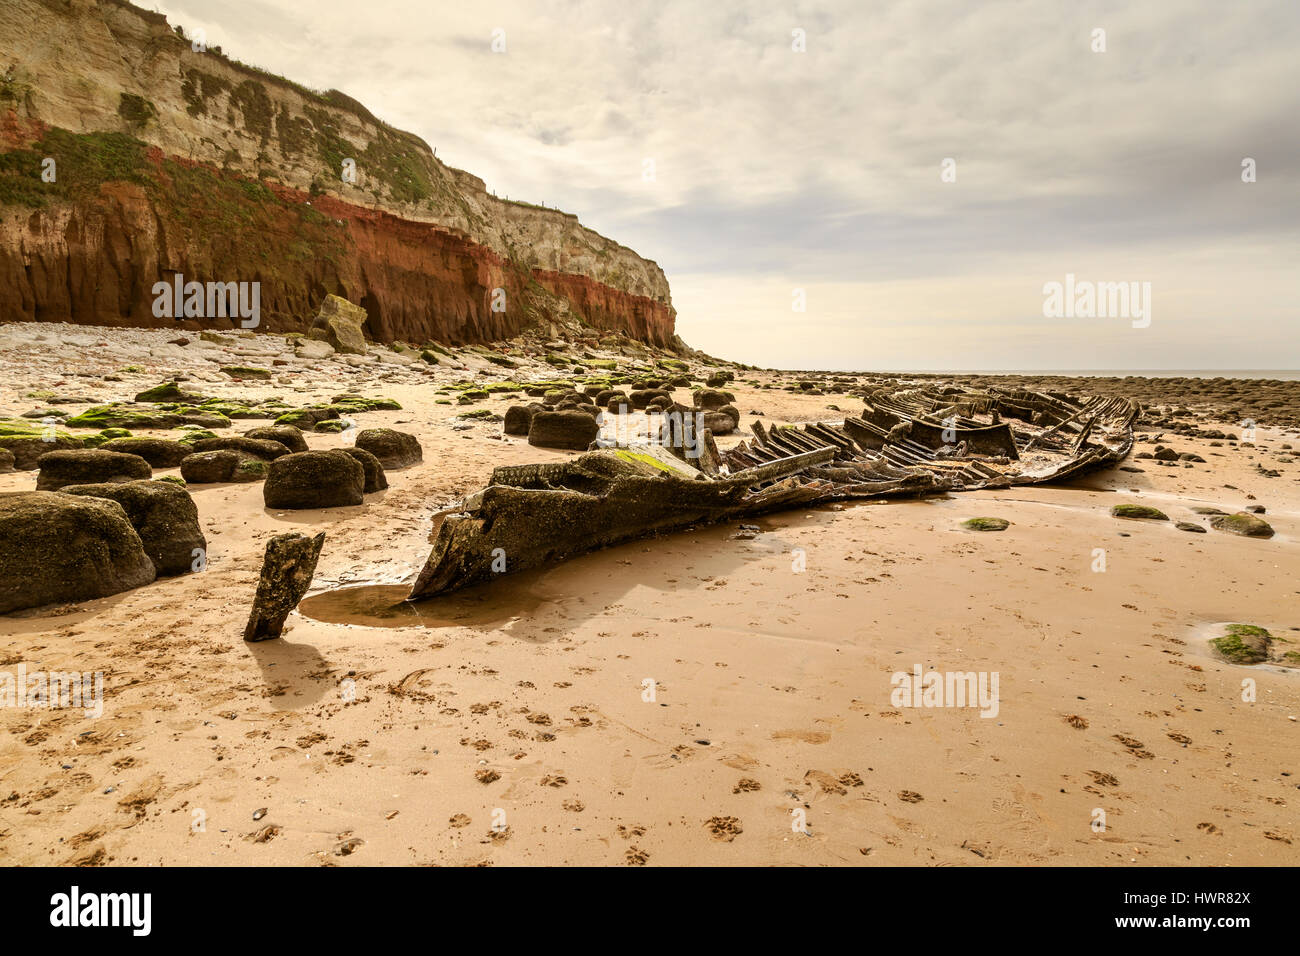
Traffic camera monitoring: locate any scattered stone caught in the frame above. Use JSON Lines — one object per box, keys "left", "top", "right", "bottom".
{"left": 35, "top": 449, "right": 151, "bottom": 491}
{"left": 243, "top": 531, "right": 326, "bottom": 641}
{"left": 340, "top": 447, "right": 388, "bottom": 493}
{"left": 307, "top": 295, "right": 368, "bottom": 354}
{"left": 0, "top": 492, "right": 155, "bottom": 614}
{"left": 1175, "top": 521, "right": 1206, "bottom": 533}
{"left": 354, "top": 428, "right": 423, "bottom": 468}
{"left": 60, "top": 480, "right": 206, "bottom": 576}
{"left": 503, "top": 405, "right": 535, "bottom": 436}
{"left": 220, "top": 365, "right": 273, "bottom": 380}
{"left": 99, "top": 438, "right": 190, "bottom": 468}
{"left": 1209, "top": 624, "right": 1272, "bottom": 665}
{"left": 134, "top": 381, "right": 200, "bottom": 403}
{"left": 962, "top": 517, "right": 1010, "bottom": 531}
{"left": 1110, "top": 504, "right": 1169, "bottom": 521}
{"left": 0, "top": 423, "right": 84, "bottom": 470}
{"left": 1208, "top": 512, "right": 1274, "bottom": 538}
{"left": 243, "top": 425, "right": 309, "bottom": 454}
{"left": 180, "top": 450, "right": 266, "bottom": 484}
{"left": 188, "top": 436, "right": 289, "bottom": 461}
{"left": 528, "top": 410, "right": 600, "bottom": 450}
{"left": 263, "top": 451, "right": 365, "bottom": 509}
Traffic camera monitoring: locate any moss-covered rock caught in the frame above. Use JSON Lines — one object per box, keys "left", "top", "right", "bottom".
{"left": 177, "top": 428, "right": 219, "bottom": 445}
{"left": 60, "top": 480, "right": 206, "bottom": 577}
{"left": 274, "top": 407, "right": 340, "bottom": 429}
{"left": 1208, "top": 512, "right": 1275, "bottom": 538}
{"left": 243, "top": 425, "right": 308, "bottom": 454}
{"left": 188, "top": 436, "right": 289, "bottom": 461}
{"left": 313, "top": 418, "right": 353, "bottom": 433}
{"left": 354, "top": 428, "right": 422, "bottom": 468}
{"left": 99, "top": 438, "right": 190, "bottom": 468}
{"left": 263, "top": 450, "right": 365, "bottom": 509}
{"left": 134, "top": 381, "right": 201, "bottom": 403}
{"left": 0, "top": 419, "right": 85, "bottom": 469}
{"left": 1111, "top": 504, "right": 1169, "bottom": 520}
{"left": 35, "top": 449, "right": 152, "bottom": 491}
{"left": 340, "top": 447, "right": 388, "bottom": 493}
{"left": 962, "top": 517, "right": 1011, "bottom": 531}
{"left": 180, "top": 450, "right": 260, "bottom": 484}
{"left": 1209, "top": 624, "right": 1272, "bottom": 664}
{"left": 0, "top": 491, "right": 156, "bottom": 614}
{"left": 220, "top": 365, "right": 273, "bottom": 380}
{"left": 65, "top": 403, "right": 230, "bottom": 430}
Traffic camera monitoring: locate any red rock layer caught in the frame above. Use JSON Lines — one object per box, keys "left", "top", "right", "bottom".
{"left": 530, "top": 269, "right": 675, "bottom": 348}
{"left": 0, "top": 146, "right": 675, "bottom": 347}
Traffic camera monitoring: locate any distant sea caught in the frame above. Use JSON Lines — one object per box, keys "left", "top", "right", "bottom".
{"left": 913, "top": 370, "right": 1300, "bottom": 381}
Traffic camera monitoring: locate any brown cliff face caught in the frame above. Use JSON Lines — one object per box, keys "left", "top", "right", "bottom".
{"left": 0, "top": 0, "right": 676, "bottom": 346}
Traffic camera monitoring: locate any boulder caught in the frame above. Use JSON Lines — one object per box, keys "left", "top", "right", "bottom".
{"left": 308, "top": 295, "right": 368, "bottom": 354}
{"left": 528, "top": 410, "right": 600, "bottom": 450}
{"left": 263, "top": 451, "right": 365, "bottom": 509}
{"left": 100, "top": 438, "right": 190, "bottom": 468}
{"left": 274, "top": 407, "right": 340, "bottom": 429}
{"left": 295, "top": 338, "right": 336, "bottom": 361}
{"left": 1209, "top": 623, "right": 1272, "bottom": 664}
{"left": 134, "top": 381, "right": 201, "bottom": 403}
{"left": 962, "top": 517, "right": 1010, "bottom": 531}
{"left": 630, "top": 389, "right": 672, "bottom": 410}
{"left": 354, "top": 428, "right": 423, "bottom": 468}
{"left": 243, "top": 425, "right": 309, "bottom": 454}
{"left": 0, "top": 434, "right": 84, "bottom": 470}
{"left": 243, "top": 531, "right": 326, "bottom": 641}
{"left": 0, "top": 492, "right": 156, "bottom": 614}
{"left": 1111, "top": 503, "right": 1169, "bottom": 520}
{"left": 180, "top": 450, "right": 267, "bottom": 484}
{"left": 1209, "top": 512, "right": 1275, "bottom": 538}
{"left": 503, "top": 405, "right": 535, "bottom": 436}
{"left": 340, "top": 447, "right": 388, "bottom": 493}
{"left": 60, "top": 481, "right": 206, "bottom": 577}
{"left": 188, "top": 436, "right": 290, "bottom": 460}
{"left": 35, "top": 449, "right": 152, "bottom": 491}
{"left": 693, "top": 389, "right": 732, "bottom": 410}
{"left": 700, "top": 411, "right": 737, "bottom": 436}
{"left": 0, "top": 448, "right": 13, "bottom": 473}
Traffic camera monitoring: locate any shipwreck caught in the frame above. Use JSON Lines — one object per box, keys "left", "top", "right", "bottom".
{"left": 408, "top": 385, "right": 1139, "bottom": 600}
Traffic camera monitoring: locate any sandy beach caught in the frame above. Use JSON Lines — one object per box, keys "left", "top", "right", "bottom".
{"left": 1, "top": 323, "right": 1295, "bottom": 866}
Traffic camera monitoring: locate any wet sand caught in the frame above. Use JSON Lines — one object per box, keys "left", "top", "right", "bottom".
{"left": 0, "top": 324, "right": 1297, "bottom": 865}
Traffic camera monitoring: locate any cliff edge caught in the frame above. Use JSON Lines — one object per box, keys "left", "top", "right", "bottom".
{"left": 0, "top": 0, "right": 676, "bottom": 347}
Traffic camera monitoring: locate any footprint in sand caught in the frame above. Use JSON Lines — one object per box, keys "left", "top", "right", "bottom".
{"left": 705, "top": 816, "right": 743, "bottom": 841}
{"left": 625, "top": 846, "right": 649, "bottom": 865}
{"left": 772, "top": 729, "right": 831, "bottom": 744}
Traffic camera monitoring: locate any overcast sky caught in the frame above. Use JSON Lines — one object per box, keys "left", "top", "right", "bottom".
{"left": 147, "top": 0, "right": 1299, "bottom": 370}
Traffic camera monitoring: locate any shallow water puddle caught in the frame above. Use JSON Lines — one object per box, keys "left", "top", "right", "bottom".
{"left": 298, "top": 580, "right": 553, "bottom": 630}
